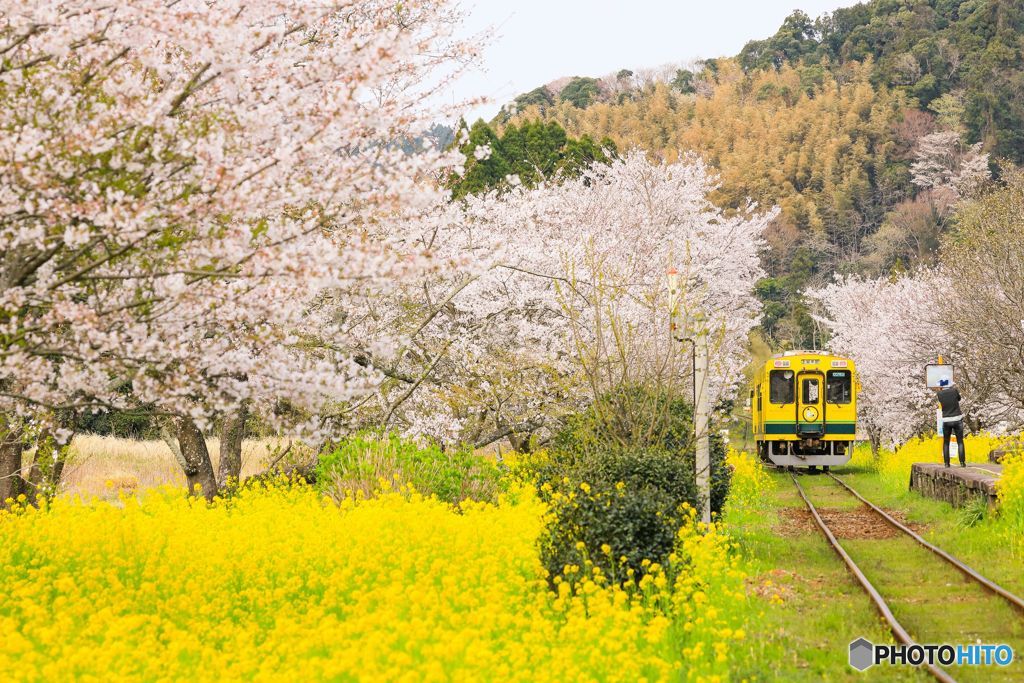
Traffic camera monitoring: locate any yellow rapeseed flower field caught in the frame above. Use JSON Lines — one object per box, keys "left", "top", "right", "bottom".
{"left": 997, "top": 452, "right": 1024, "bottom": 557}
{"left": 0, "top": 480, "right": 750, "bottom": 682}
{"left": 723, "top": 449, "right": 772, "bottom": 512}
{"left": 851, "top": 432, "right": 1008, "bottom": 491}
{"left": 851, "top": 433, "right": 1024, "bottom": 556}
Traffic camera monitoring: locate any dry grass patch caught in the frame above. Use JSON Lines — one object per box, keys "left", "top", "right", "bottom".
{"left": 60, "top": 435, "right": 282, "bottom": 498}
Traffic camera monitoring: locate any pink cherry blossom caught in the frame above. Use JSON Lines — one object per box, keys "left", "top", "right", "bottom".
{"left": 808, "top": 272, "right": 947, "bottom": 448}
{"left": 0, "top": 0, "right": 476, "bottom": 441}
{"left": 347, "top": 152, "right": 776, "bottom": 446}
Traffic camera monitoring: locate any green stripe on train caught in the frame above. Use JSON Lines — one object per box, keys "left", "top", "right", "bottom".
{"left": 763, "top": 422, "right": 856, "bottom": 435}
{"left": 827, "top": 423, "right": 857, "bottom": 434}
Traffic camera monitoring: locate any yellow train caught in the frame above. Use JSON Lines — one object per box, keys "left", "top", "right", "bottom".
{"left": 749, "top": 351, "right": 858, "bottom": 469}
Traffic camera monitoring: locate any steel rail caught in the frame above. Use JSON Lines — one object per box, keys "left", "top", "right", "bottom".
{"left": 790, "top": 473, "right": 957, "bottom": 683}
{"left": 827, "top": 472, "right": 1024, "bottom": 614}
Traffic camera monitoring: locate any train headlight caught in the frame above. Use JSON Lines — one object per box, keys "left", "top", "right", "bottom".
{"left": 802, "top": 406, "right": 819, "bottom": 421}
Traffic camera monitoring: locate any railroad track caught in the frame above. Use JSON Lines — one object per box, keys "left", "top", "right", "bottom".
{"left": 790, "top": 471, "right": 1024, "bottom": 682}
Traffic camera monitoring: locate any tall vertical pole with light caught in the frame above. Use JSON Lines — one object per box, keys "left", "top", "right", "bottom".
{"left": 667, "top": 267, "right": 712, "bottom": 525}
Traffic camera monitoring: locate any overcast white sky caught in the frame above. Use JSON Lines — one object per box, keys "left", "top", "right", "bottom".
{"left": 445, "top": 0, "right": 856, "bottom": 121}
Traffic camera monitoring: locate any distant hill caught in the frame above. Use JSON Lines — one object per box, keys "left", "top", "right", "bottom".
{"left": 738, "top": 0, "right": 1024, "bottom": 162}
{"left": 493, "top": 0, "right": 1023, "bottom": 347}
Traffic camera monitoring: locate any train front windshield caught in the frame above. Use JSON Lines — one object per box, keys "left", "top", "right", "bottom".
{"left": 769, "top": 370, "right": 794, "bottom": 403}
{"left": 827, "top": 371, "right": 852, "bottom": 403}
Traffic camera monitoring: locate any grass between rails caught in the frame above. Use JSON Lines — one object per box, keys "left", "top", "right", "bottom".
{"left": 795, "top": 472, "right": 1024, "bottom": 682}
{"left": 847, "top": 435, "right": 1024, "bottom": 591}
{"left": 722, "top": 457, "right": 925, "bottom": 682}
{"left": 722, "top": 437, "right": 1024, "bottom": 682}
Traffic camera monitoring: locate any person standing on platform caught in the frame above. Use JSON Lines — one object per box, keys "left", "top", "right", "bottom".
{"left": 935, "top": 378, "right": 966, "bottom": 468}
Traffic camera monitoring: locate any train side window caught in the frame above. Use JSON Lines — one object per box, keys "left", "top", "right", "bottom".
{"left": 769, "top": 370, "right": 794, "bottom": 404}
{"left": 827, "top": 370, "right": 852, "bottom": 404}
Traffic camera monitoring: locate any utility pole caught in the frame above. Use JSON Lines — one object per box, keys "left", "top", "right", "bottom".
{"left": 694, "top": 328, "right": 711, "bottom": 525}
{"left": 667, "top": 268, "right": 712, "bottom": 526}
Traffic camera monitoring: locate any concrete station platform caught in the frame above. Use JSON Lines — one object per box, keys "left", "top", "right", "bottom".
{"left": 909, "top": 462, "right": 1003, "bottom": 508}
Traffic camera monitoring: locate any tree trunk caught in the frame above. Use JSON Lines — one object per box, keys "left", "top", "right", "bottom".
{"left": 0, "top": 428, "right": 25, "bottom": 507}
{"left": 52, "top": 447, "right": 67, "bottom": 486}
{"left": 217, "top": 403, "right": 248, "bottom": 488}
{"left": 508, "top": 432, "right": 532, "bottom": 454}
{"left": 23, "top": 429, "right": 71, "bottom": 505}
{"left": 161, "top": 419, "right": 185, "bottom": 468}
{"left": 965, "top": 413, "right": 981, "bottom": 435}
{"left": 175, "top": 416, "right": 218, "bottom": 501}
{"left": 25, "top": 457, "right": 43, "bottom": 506}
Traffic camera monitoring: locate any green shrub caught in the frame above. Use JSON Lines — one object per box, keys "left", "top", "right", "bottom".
{"left": 532, "top": 387, "right": 732, "bottom": 584}
{"left": 536, "top": 447, "right": 696, "bottom": 583}
{"left": 314, "top": 432, "right": 502, "bottom": 505}
{"left": 549, "top": 387, "right": 731, "bottom": 512}
{"left": 956, "top": 494, "right": 988, "bottom": 529}
{"left": 76, "top": 408, "right": 159, "bottom": 439}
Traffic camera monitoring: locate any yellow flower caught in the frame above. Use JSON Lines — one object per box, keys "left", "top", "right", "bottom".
{"left": 0, "top": 472, "right": 754, "bottom": 681}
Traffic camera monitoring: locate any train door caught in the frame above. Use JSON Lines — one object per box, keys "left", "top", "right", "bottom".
{"left": 796, "top": 371, "right": 825, "bottom": 437}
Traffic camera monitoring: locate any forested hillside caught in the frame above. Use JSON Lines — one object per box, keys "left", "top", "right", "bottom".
{"left": 739, "top": 0, "right": 1024, "bottom": 161}
{"left": 476, "top": 0, "right": 1022, "bottom": 346}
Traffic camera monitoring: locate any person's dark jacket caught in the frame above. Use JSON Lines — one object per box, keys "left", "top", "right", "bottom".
{"left": 937, "top": 386, "right": 962, "bottom": 420}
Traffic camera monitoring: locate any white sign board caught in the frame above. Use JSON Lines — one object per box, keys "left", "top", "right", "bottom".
{"left": 925, "top": 363, "right": 954, "bottom": 389}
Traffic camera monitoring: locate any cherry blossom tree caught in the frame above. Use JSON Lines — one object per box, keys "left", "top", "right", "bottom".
{"left": 0, "top": 0, "right": 477, "bottom": 499}
{"left": 808, "top": 273, "right": 946, "bottom": 453}
{"left": 342, "top": 152, "right": 775, "bottom": 448}
{"left": 865, "top": 129, "right": 989, "bottom": 278}
{"left": 813, "top": 173, "right": 1024, "bottom": 451}
{"left": 940, "top": 167, "right": 1024, "bottom": 429}
{"left": 910, "top": 130, "right": 990, "bottom": 208}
